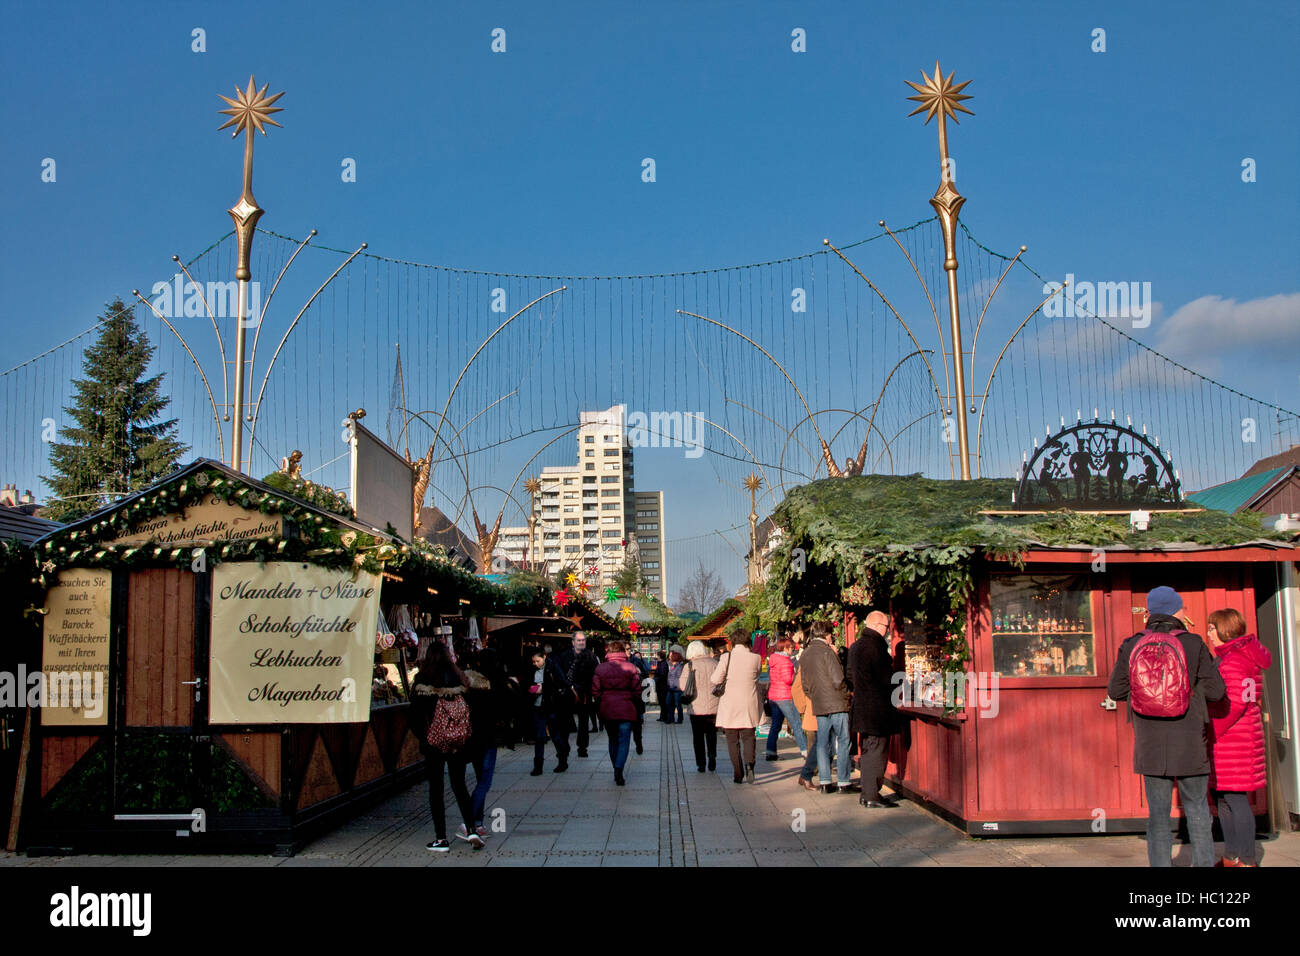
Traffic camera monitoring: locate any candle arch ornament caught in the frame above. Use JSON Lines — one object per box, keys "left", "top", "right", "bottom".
{"left": 1014, "top": 417, "right": 1183, "bottom": 511}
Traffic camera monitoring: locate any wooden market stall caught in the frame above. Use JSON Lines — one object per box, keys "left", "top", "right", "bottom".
{"left": 681, "top": 600, "right": 743, "bottom": 646}
{"left": 888, "top": 543, "right": 1292, "bottom": 835}
{"left": 9, "top": 459, "right": 504, "bottom": 855}
{"left": 768, "top": 471, "right": 1299, "bottom": 836}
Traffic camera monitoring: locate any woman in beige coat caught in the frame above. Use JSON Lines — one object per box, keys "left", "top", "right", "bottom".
{"left": 710, "top": 631, "right": 764, "bottom": 784}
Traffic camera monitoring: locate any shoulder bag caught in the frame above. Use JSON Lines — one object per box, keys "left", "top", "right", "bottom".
{"left": 680, "top": 662, "right": 697, "bottom": 704}
{"left": 712, "top": 651, "right": 732, "bottom": 698}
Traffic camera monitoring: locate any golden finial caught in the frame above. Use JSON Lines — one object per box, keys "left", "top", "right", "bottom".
{"left": 218, "top": 76, "right": 285, "bottom": 137}
{"left": 905, "top": 62, "right": 974, "bottom": 126}
{"left": 743, "top": 473, "right": 763, "bottom": 493}
{"left": 524, "top": 476, "right": 542, "bottom": 496}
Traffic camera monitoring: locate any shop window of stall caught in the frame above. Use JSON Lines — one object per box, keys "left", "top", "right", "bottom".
{"left": 989, "top": 573, "right": 1096, "bottom": 677}
{"left": 375, "top": 603, "right": 429, "bottom": 705}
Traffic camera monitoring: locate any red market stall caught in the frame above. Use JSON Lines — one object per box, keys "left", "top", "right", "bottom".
{"left": 768, "top": 466, "right": 1298, "bottom": 836}
{"left": 886, "top": 544, "right": 1293, "bottom": 835}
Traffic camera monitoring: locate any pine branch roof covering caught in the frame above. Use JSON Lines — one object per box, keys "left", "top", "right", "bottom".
{"left": 772, "top": 475, "right": 1294, "bottom": 556}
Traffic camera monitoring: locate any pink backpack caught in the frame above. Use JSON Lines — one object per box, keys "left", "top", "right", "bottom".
{"left": 426, "top": 695, "right": 472, "bottom": 752}
{"left": 1128, "top": 629, "right": 1191, "bottom": 718}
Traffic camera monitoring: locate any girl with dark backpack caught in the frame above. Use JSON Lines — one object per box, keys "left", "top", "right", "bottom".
{"left": 1107, "top": 587, "right": 1225, "bottom": 867}
{"left": 413, "top": 640, "right": 483, "bottom": 852}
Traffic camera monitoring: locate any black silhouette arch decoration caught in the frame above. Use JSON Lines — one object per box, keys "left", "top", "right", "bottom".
{"left": 1014, "top": 417, "right": 1183, "bottom": 511}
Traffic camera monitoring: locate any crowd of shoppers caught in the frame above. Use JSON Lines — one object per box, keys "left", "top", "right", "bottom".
{"left": 414, "top": 586, "right": 1273, "bottom": 867}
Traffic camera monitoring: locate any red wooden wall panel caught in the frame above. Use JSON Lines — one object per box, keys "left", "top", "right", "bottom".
{"left": 40, "top": 736, "right": 97, "bottom": 797}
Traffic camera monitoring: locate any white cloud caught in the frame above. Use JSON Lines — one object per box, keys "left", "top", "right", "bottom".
{"left": 1151, "top": 293, "right": 1300, "bottom": 369}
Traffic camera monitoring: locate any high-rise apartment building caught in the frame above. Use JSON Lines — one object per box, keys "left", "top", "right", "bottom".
{"left": 632, "top": 490, "right": 667, "bottom": 604}
{"left": 495, "top": 405, "right": 670, "bottom": 604}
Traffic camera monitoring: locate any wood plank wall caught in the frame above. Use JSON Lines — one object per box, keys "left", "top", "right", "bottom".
{"left": 125, "top": 569, "right": 194, "bottom": 727}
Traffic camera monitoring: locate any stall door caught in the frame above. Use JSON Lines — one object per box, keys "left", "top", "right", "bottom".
{"left": 112, "top": 568, "right": 209, "bottom": 837}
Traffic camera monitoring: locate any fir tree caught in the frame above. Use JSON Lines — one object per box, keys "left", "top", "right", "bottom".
{"left": 42, "top": 300, "right": 188, "bottom": 521}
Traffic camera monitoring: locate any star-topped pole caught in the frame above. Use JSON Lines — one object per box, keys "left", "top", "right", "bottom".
{"left": 218, "top": 76, "right": 284, "bottom": 473}
{"left": 906, "top": 62, "right": 975, "bottom": 480}
{"left": 218, "top": 77, "right": 283, "bottom": 280}
{"left": 905, "top": 62, "right": 972, "bottom": 184}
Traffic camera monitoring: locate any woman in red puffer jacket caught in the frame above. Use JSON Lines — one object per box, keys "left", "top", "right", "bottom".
{"left": 764, "top": 636, "right": 808, "bottom": 761}
{"left": 591, "top": 639, "right": 643, "bottom": 786}
{"left": 1206, "top": 608, "right": 1272, "bottom": 867}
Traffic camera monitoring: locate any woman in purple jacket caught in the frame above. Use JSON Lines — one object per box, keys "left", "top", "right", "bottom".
{"left": 591, "top": 639, "right": 643, "bottom": 786}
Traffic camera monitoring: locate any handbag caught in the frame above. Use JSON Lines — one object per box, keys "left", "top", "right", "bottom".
{"left": 680, "top": 662, "right": 697, "bottom": 704}
{"left": 712, "top": 651, "right": 731, "bottom": 698}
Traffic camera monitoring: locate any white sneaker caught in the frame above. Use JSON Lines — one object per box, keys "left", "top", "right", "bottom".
{"left": 456, "top": 830, "right": 485, "bottom": 850}
{"left": 426, "top": 839, "right": 450, "bottom": 853}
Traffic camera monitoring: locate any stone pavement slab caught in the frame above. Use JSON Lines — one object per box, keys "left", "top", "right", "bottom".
{"left": 3, "top": 712, "right": 1298, "bottom": 867}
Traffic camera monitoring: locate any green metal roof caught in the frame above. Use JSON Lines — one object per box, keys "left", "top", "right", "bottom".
{"left": 1188, "top": 467, "right": 1287, "bottom": 514}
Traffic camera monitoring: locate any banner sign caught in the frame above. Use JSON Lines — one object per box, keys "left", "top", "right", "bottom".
{"left": 209, "top": 563, "right": 379, "bottom": 724}
{"left": 109, "top": 495, "right": 283, "bottom": 547}
{"left": 41, "top": 569, "right": 112, "bottom": 726}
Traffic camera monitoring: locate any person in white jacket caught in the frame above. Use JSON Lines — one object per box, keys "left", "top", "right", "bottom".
{"left": 682, "top": 640, "right": 720, "bottom": 772}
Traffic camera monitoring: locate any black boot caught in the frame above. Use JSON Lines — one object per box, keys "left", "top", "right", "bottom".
{"left": 555, "top": 756, "right": 568, "bottom": 773}
{"left": 614, "top": 768, "right": 625, "bottom": 786}
{"left": 530, "top": 759, "right": 544, "bottom": 776}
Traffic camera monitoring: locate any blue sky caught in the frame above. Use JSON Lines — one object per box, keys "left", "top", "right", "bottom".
{"left": 3, "top": 1, "right": 1298, "bottom": 597}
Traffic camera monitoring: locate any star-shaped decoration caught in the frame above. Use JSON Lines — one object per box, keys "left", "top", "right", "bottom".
{"left": 618, "top": 604, "right": 635, "bottom": 622}
{"left": 218, "top": 76, "right": 285, "bottom": 138}
{"left": 628, "top": 621, "right": 641, "bottom": 635}
{"left": 41, "top": 560, "right": 56, "bottom": 573}
{"left": 587, "top": 565, "right": 600, "bottom": 577}
{"left": 575, "top": 580, "right": 590, "bottom": 597}
{"left": 554, "top": 588, "right": 571, "bottom": 608}
{"left": 604, "top": 586, "right": 620, "bottom": 603}
{"left": 565, "top": 572, "right": 578, "bottom": 586}
{"left": 905, "top": 62, "right": 973, "bottom": 125}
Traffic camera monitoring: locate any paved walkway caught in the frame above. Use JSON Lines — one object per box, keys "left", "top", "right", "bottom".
{"left": 4, "top": 717, "right": 1298, "bottom": 867}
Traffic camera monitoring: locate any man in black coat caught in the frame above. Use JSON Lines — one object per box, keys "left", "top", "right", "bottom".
{"left": 1107, "top": 586, "right": 1225, "bottom": 867}
{"left": 849, "top": 610, "right": 901, "bottom": 808}
{"left": 557, "top": 631, "right": 602, "bottom": 756}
